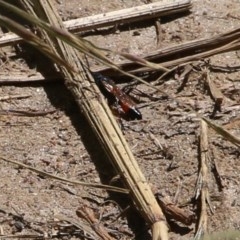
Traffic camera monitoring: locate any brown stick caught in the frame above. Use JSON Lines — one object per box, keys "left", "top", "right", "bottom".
{"left": 155, "top": 19, "right": 162, "bottom": 47}
{"left": 157, "top": 195, "right": 195, "bottom": 226}
{"left": 97, "top": 27, "right": 240, "bottom": 76}
{"left": 1, "top": 27, "right": 240, "bottom": 83}
{"left": 0, "top": 0, "right": 192, "bottom": 47}
{"left": 202, "top": 68, "right": 224, "bottom": 112}
{"left": 76, "top": 205, "right": 115, "bottom": 240}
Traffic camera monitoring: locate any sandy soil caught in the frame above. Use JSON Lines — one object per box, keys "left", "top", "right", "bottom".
{"left": 0, "top": 0, "right": 240, "bottom": 239}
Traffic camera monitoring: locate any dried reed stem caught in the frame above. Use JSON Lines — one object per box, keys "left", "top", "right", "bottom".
{"left": 1, "top": 0, "right": 169, "bottom": 239}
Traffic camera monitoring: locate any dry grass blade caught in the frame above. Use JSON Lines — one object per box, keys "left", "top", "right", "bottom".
{"left": 0, "top": 1, "right": 169, "bottom": 239}
{"left": 0, "top": 15, "right": 76, "bottom": 73}
{"left": 117, "top": 52, "right": 169, "bottom": 72}
{"left": 0, "top": 0, "right": 111, "bottom": 65}
{"left": 0, "top": 157, "right": 128, "bottom": 193}
{"left": 97, "top": 27, "right": 240, "bottom": 76}
{"left": 202, "top": 117, "right": 240, "bottom": 148}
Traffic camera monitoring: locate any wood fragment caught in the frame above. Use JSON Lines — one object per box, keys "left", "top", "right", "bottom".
{"left": 76, "top": 205, "right": 114, "bottom": 240}
{"left": 157, "top": 195, "right": 195, "bottom": 226}
{"left": 155, "top": 18, "right": 162, "bottom": 47}
{"left": 202, "top": 67, "right": 224, "bottom": 113}
{"left": 0, "top": 0, "right": 192, "bottom": 47}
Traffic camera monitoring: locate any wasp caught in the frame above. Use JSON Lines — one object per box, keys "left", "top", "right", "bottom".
{"left": 92, "top": 72, "right": 142, "bottom": 120}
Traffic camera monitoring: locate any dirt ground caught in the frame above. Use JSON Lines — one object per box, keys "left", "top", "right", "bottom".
{"left": 0, "top": 0, "right": 240, "bottom": 239}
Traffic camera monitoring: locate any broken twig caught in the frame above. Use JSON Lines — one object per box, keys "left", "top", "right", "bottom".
{"left": 76, "top": 205, "right": 114, "bottom": 240}
{"left": 157, "top": 195, "right": 195, "bottom": 226}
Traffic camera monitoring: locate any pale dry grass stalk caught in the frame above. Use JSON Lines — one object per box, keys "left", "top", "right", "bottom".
{"left": 202, "top": 117, "right": 240, "bottom": 148}
{"left": 0, "top": 1, "right": 169, "bottom": 239}
{"left": 0, "top": 0, "right": 192, "bottom": 47}
{"left": 0, "top": 157, "right": 128, "bottom": 194}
